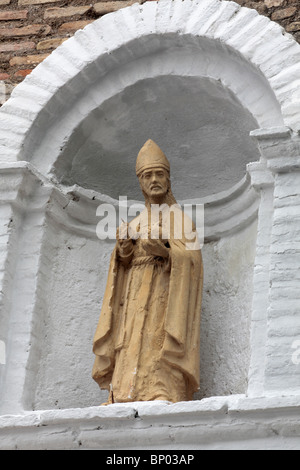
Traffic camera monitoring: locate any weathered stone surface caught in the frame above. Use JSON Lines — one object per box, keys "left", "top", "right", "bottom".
{"left": 93, "top": 1, "right": 137, "bottom": 15}
{"left": 36, "top": 37, "right": 67, "bottom": 51}
{"left": 271, "top": 7, "right": 297, "bottom": 21}
{"left": 58, "top": 20, "right": 94, "bottom": 33}
{"left": 264, "top": 0, "right": 284, "bottom": 8}
{"left": 286, "top": 22, "right": 300, "bottom": 32}
{"left": 0, "top": 24, "right": 51, "bottom": 38}
{"left": 9, "top": 54, "right": 49, "bottom": 66}
{"left": 0, "top": 41, "right": 35, "bottom": 53}
{"left": 19, "top": 0, "right": 61, "bottom": 4}
{"left": 14, "top": 69, "right": 33, "bottom": 78}
{"left": 0, "top": 10, "right": 28, "bottom": 21}
{"left": 44, "top": 6, "right": 92, "bottom": 20}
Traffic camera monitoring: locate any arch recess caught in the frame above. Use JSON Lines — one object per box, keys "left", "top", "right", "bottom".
{"left": 0, "top": 0, "right": 299, "bottom": 172}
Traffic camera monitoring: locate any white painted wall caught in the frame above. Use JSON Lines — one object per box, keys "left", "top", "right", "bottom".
{"left": 32, "top": 222, "right": 113, "bottom": 410}
{"left": 0, "top": 0, "right": 300, "bottom": 450}
{"left": 29, "top": 215, "right": 257, "bottom": 411}
{"left": 197, "top": 220, "right": 257, "bottom": 399}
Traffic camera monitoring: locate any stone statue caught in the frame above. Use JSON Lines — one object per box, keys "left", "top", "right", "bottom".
{"left": 92, "top": 139, "right": 203, "bottom": 404}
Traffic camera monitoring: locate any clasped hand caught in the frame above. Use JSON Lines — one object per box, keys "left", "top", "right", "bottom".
{"left": 141, "top": 238, "right": 169, "bottom": 258}
{"left": 116, "top": 222, "right": 169, "bottom": 258}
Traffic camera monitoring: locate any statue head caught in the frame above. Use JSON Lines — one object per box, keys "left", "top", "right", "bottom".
{"left": 136, "top": 139, "right": 176, "bottom": 205}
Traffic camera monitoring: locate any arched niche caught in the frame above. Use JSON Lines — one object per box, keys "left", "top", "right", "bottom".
{"left": 54, "top": 74, "right": 261, "bottom": 201}
{"left": 0, "top": 0, "right": 299, "bottom": 412}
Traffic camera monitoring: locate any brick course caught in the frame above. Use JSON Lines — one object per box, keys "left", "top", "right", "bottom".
{"left": 44, "top": 5, "right": 92, "bottom": 20}
{"left": 0, "top": 9, "right": 28, "bottom": 20}
{"left": 0, "top": 0, "right": 299, "bottom": 103}
{"left": 286, "top": 21, "right": 300, "bottom": 31}
{"left": 0, "top": 24, "right": 51, "bottom": 37}
{"left": 9, "top": 53, "right": 49, "bottom": 66}
{"left": 18, "top": 0, "right": 62, "bottom": 5}
{"left": 13, "top": 68, "right": 33, "bottom": 76}
{"left": 93, "top": 1, "right": 137, "bottom": 14}
{"left": 57, "top": 19, "right": 94, "bottom": 33}
{"left": 0, "top": 41, "right": 35, "bottom": 53}
{"left": 265, "top": 0, "right": 284, "bottom": 6}
{"left": 36, "top": 36, "right": 67, "bottom": 50}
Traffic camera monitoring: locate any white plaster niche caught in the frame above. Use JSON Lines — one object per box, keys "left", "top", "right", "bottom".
{"left": 0, "top": 0, "right": 300, "bottom": 450}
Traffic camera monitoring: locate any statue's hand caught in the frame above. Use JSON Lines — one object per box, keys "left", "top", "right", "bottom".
{"left": 116, "top": 222, "right": 133, "bottom": 257}
{"left": 141, "top": 238, "right": 169, "bottom": 258}
{"left": 116, "top": 221, "right": 130, "bottom": 241}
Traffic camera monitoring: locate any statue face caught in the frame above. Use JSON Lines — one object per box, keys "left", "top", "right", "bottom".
{"left": 139, "top": 167, "right": 169, "bottom": 201}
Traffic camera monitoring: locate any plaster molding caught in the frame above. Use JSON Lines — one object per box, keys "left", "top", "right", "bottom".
{"left": 1, "top": 395, "right": 300, "bottom": 449}
{"left": 251, "top": 127, "right": 300, "bottom": 173}
{"left": 0, "top": 165, "right": 258, "bottom": 241}
{"left": 0, "top": 0, "right": 299, "bottom": 171}
{"left": 247, "top": 161, "right": 274, "bottom": 190}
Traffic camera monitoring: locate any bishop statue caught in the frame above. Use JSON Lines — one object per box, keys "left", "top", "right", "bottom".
{"left": 92, "top": 139, "right": 203, "bottom": 404}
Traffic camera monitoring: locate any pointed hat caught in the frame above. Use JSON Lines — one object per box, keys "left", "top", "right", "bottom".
{"left": 136, "top": 139, "right": 170, "bottom": 176}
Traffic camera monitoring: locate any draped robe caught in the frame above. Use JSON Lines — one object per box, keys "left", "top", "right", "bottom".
{"left": 92, "top": 206, "right": 203, "bottom": 403}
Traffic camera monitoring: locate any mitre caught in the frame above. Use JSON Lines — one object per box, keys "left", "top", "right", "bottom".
{"left": 136, "top": 139, "right": 170, "bottom": 177}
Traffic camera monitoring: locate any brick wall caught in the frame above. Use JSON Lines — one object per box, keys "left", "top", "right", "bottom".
{"left": 235, "top": 0, "right": 300, "bottom": 38}
{"left": 0, "top": 0, "right": 299, "bottom": 104}
{"left": 0, "top": 0, "right": 138, "bottom": 103}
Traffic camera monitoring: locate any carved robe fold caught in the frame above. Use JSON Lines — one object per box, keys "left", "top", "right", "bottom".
{"left": 92, "top": 209, "right": 203, "bottom": 403}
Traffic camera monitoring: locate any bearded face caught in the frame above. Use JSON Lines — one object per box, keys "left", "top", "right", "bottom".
{"left": 139, "top": 167, "right": 169, "bottom": 203}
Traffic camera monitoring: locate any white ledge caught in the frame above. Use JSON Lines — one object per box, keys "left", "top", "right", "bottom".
{"left": 250, "top": 126, "right": 292, "bottom": 140}
{"left": 1, "top": 395, "right": 300, "bottom": 450}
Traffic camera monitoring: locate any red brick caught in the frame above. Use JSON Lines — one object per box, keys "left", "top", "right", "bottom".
{"left": 10, "top": 53, "right": 49, "bottom": 66}
{"left": 19, "top": 0, "right": 61, "bottom": 5}
{"left": 0, "top": 24, "right": 51, "bottom": 39}
{"left": 93, "top": 1, "right": 137, "bottom": 15}
{"left": 271, "top": 7, "right": 297, "bottom": 21}
{"left": 44, "top": 6, "right": 92, "bottom": 20}
{"left": 36, "top": 37, "right": 67, "bottom": 50}
{"left": 58, "top": 20, "right": 94, "bottom": 33}
{"left": 0, "top": 42, "right": 35, "bottom": 53}
{"left": 0, "top": 73, "right": 10, "bottom": 80}
{"left": 14, "top": 69, "right": 33, "bottom": 78}
{"left": 0, "top": 10, "right": 28, "bottom": 21}
{"left": 264, "top": 0, "right": 284, "bottom": 7}
{"left": 36, "top": 38, "right": 68, "bottom": 51}
{"left": 286, "top": 22, "right": 300, "bottom": 32}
